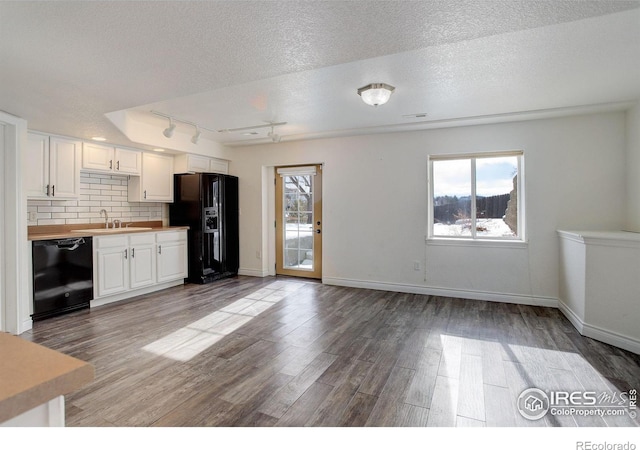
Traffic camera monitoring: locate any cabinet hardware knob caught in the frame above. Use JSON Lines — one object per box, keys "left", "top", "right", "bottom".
{"left": 117, "top": 161, "right": 120, "bottom": 170}
{"left": 110, "top": 160, "right": 113, "bottom": 169}
{"left": 46, "top": 184, "right": 50, "bottom": 196}
{"left": 144, "top": 190, "right": 147, "bottom": 199}
{"left": 52, "top": 185, "right": 55, "bottom": 197}
{"left": 132, "top": 248, "right": 135, "bottom": 258}
{"left": 158, "top": 245, "right": 162, "bottom": 255}
{"left": 124, "top": 249, "right": 128, "bottom": 259}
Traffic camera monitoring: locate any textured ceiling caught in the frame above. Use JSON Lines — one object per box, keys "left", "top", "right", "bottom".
{"left": 1, "top": 1, "right": 639, "bottom": 149}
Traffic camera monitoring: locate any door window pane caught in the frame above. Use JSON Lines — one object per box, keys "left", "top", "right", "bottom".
{"left": 283, "top": 175, "right": 314, "bottom": 270}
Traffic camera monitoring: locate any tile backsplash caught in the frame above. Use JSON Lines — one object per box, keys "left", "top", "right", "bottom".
{"left": 27, "top": 172, "right": 168, "bottom": 226}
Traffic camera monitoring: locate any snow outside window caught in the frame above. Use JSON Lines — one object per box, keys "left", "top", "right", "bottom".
{"left": 429, "top": 151, "right": 524, "bottom": 241}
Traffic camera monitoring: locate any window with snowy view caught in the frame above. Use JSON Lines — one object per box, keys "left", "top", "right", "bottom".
{"left": 430, "top": 152, "right": 522, "bottom": 240}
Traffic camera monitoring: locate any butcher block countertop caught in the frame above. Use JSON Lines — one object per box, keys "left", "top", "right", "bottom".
{"left": 28, "top": 221, "right": 189, "bottom": 241}
{"left": 0, "top": 333, "right": 94, "bottom": 423}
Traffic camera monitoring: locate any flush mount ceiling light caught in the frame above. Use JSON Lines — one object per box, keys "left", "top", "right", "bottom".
{"left": 357, "top": 83, "right": 395, "bottom": 107}
{"left": 163, "top": 118, "right": 176, "bottom": 138}
{"left": 91, "top": 136, "right": 107, "bottom": 142}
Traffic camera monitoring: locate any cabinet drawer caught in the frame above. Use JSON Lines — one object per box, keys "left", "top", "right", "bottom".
{"left": 156, "top": 230, "right": 187, "bottom": 243}
{"left": 129, "top": 233, "right": 155, "bottom": 246}
{"left": 95, "top": 235, "right": 128, "bottom": 249}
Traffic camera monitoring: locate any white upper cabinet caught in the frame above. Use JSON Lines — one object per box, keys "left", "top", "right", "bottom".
{"left": 26, "top": 132, "right": 81, "bottom": 199}
{"left": 128, "top": 152, "right": 174, "bottom": 203}
{"left": 114, "top": 148, "right": 141, "bottom": 175}
{"left": 82, "top": 142, "right": 141, "bottom": 175}
{"left": 174, "top": 153, "right": 229, "bottom": 174}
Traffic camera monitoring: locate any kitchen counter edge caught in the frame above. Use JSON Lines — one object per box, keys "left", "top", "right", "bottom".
{"left": 28, "top": 226, "right": 190, "bottom": 241}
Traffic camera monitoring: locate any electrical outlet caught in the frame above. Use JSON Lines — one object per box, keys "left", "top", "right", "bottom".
{"left": 414, "top": 261, "right": 421, "bottom": 271}
{"left": 256, "top": 251, "right": 261, "bottom": 260}
{"left": 28, "top": 211, "right": 37, "bottom": 222}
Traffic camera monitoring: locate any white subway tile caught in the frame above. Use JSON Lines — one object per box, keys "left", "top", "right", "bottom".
{"left": 37, "top": 206, "right": 65, "bottom": 213}
{"left": 52, "top": 213, "right": 78, "bottom": 219}
{"left": 37, "top": 219, "right": 67, "bottom": 225}
{"left": 90, "top": 195, "right": 112, "bottom": 201}
{"left": 37, "top": 212, "right": 52, "bottom": 219}
{"left": 78, "top": 212, "right": 100, "bottom": 218}
{"left": 100, "top": 201, "right": 123, "bottom": 207}
{"left": 100, "top": 179, "right": 121, "bottom": 185}
{"left": 66, "top": 206, "right": 90, "bottom": 213}
{"left": 65, "top": 218, "right": 89, "bottom": 225}
{"left": 27, "top": 200, "right": 52, "bottom": 207}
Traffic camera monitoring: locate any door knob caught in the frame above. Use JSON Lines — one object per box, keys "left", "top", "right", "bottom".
{"left": 316, "top": 229, "right": 321, "bottom": 234}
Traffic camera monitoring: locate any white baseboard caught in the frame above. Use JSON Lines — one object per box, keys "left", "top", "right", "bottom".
{"left": 322, "top": 276, "right": 558, "bottom": 308}
{"left": 558, "top": 300, "right": 640, "bottom": 354}
{"left": 91, "top": 280, "right": 184, "bottom": 308}
{"left": 19, "top": 318, "right": 33, "bottom": 334}
{"left": 238, "top": 267, "right": 270, "bottom": 277}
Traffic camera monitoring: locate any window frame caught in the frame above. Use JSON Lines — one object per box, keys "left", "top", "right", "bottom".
{"left": 427, "top": 150, "right": 525, "bottom": 243}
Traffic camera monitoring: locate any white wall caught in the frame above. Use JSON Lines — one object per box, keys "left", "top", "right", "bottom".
{"left": 229, "top": 112, "right": 626, "bottom": 305}
{"left": 625, "top": 102, "right": 640, "bottom": 232}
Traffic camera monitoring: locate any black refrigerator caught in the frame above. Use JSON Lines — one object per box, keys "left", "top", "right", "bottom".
{"left": 170, "top": 173, "right": 239, "bottom": 284}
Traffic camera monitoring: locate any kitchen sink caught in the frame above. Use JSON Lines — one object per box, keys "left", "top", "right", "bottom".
{"left": 71, "top": 227, "right": 153, "bottom": 233}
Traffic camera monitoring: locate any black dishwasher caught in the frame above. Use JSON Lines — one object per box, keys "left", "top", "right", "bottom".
{"left": 32, "top": 237, "right": 93, "bottom": 321}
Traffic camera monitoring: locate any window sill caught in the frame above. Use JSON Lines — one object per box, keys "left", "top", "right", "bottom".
{"left": 426, "top": 237, "right": 528, "bottom": 249}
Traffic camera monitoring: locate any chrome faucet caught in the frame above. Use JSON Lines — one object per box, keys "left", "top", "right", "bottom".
{"left": 99, "top": 209, "right": 109, "bottom": 228}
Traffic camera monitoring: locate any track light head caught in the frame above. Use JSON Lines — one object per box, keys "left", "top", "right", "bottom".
{"left": 163, "top": 118, "right": 176, "bottom": 138}
{"left": 268, "top": 126, "right": 281, "bottom": 143}
{"left": 191, "top": 127, "right": 201, "bottom": 144}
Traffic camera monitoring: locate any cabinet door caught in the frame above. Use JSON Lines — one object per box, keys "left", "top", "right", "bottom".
{"left": 115, "top": 148, "right": 141, "bottom": 175}
{"left": 96, "top": 246, "right": 129, "bottom": 297}
{"left": 129, "top": 242, "right": 156, "bottom": 289}
{"left": 25, "top": 133, "right": 50, "bottom": 198}
{"left": 187, "top": 154, "right": 211, "bottom": 173}
{"left": 49, "top": 137, "right": 81, "bottom": 198}
{"left": 209, "top": 158, "right": 229, "bottom": 174}
{"left": 82, "top": 142, "right": 114, "bottom": 172}
{"left": 141, "top": 153, "right": 173, "bottom": 202}
{"left": 157, "top": 240, "right": 187, "bottom": 282}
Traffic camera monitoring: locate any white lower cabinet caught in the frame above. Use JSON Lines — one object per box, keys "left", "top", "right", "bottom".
{"left": 129, "top": 233, "right": 157, "bottom": 289}
{"left": 157, "top": 231, "right": 188, "bottom": 283}
{"left": 94, "top": 230, "right": 187, "bottom": 301}
{"left": 95, "top": 235, "right": 129, "bottom": 298}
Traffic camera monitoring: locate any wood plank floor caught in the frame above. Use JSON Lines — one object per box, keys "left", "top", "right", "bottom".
{"left": 20, "top": 276, "right": 640, "bottom": 427}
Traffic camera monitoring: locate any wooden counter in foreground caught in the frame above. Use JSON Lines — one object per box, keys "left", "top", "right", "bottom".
{"left": 0, "top": 333, "right": 94, "bottom": 426}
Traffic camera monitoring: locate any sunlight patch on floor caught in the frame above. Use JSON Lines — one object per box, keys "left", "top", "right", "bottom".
{"left": 141, "top": 281, "right": 305, "bottom": 361}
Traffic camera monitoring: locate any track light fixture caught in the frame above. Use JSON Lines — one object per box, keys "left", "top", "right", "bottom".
{"left": 191, "top": 126, "right": 201, "bottom": 144}
{"left": 163, "top": 118, "right": 176, "bottom": 138}
{"left": 152, "top": 110, "right": 216, "bottom": 144}
{"left": 267, "top": 125, "right": 281, "bottom": 143}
